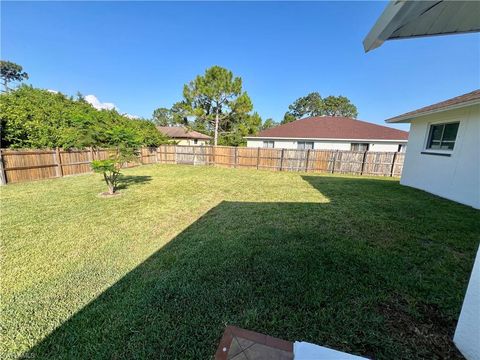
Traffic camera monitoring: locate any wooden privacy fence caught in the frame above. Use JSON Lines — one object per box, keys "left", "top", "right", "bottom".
{"left": 0, "top": 146, "right": 405, "bottom": 184}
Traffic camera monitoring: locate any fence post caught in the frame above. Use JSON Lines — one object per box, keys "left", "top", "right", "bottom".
{"left": 193, "top": 146, "right": 196, "bottom": 166}
{"left": 331, "top": 150, "right": 338, "bottom": 174}
{"left": 234, "top": 147, "right": 238, "bottom": 168}
{"left": 280, "top": 148, "right": 285, "bottom": 171}
{"left": 305, "top": 149, "right": 311, "bottom": 172}
{"left": 54, "top": 148, "right": 63, "bottom": 178}
{"left": 256, "top": 147, "right": 260, "bottom": 170}
{"left": 0, "top": 149, "right": 7, "bottom": 185}
{"left": 390, "top": 152, "right": 397, "bottom": 177}
{"left": 174, "top": 145, "right": 178, "bottom": 164}
{"left": 360, "top": 151, "right": 367, "bottom": 175}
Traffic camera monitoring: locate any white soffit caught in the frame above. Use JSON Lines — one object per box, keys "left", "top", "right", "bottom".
{"left": 363, "top": 0, "right": 480, "bottom": 52}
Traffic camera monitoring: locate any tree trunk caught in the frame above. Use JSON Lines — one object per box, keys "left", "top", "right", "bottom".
{"left": 214, "top": 111, "right": 219, "bottom": 146}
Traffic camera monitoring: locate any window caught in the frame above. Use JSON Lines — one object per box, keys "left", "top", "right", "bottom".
{"left": 351, "top": 143, "right": 369, "bottom": 151}
{"left": 194, "top": 139, "right": 198, "bottom": 145}
{"left": 427, "top": 122, "right": 459, "bottom": 150}
{"left": 297, "top": 141, "right": 314, "bottom": 150}
{"left": 263, "top": 141, "right": 274, "bottom": 148}
{"left": 398, "top": 144, "right": 407, "bottom": 153}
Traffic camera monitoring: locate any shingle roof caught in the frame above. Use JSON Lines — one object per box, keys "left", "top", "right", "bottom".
{"left": 156, "top": 126, "right": 211, "bottom": 140}
{"left": 387, "top": 89, "right": 480, "bottom": 123}
{"left": 250, "top": 116, "right": 408, "bottom": 141}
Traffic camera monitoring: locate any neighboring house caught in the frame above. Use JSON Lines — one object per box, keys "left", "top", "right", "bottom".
{"left": 245, "top": 116, "right": 408, "bottom": 152}
{"left": 156, "top": 126, "right": 211, "bottom": 146}
{"left": 386, "top": 90, "right": 480, "bottom": 209}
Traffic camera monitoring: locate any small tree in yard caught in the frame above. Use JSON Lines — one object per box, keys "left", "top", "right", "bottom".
{"left": 91, "top": 147, "right": 138, "bottom": 195}
{"left": 91, "top": 159, "right": 121, "bottom": 195}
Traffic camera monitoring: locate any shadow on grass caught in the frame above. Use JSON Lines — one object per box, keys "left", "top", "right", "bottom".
{"left": 116, "top": 175, "right": 153, "bottom": 190}
{"left": 26, "top": 176, "right": 479, "bottom": 359}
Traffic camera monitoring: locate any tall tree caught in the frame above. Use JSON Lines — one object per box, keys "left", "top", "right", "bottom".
{"left": 283, "top": 92, "right": 323, "bottom": 123}
{"left": 261, "top": 118, "right": 278, "bottom": 130}
{"left": 282, "top": 112, "right": 296, "bottom": 124}
{"left": 182, "top": 66, "right": 252, "bottom": 145}
{"left": 152, "top": 107, "right": 173, "bottom": 126}
{"left": 323, "top": 95, "right": 358, "bottom": 118}
{"left": 283, "top": 92, "right": 358, "bottom": 122}
{"left": 0, "top": 60, "right": 29, "bottom": 92}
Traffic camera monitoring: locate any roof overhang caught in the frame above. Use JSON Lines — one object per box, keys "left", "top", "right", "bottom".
{"left": 364, "top": 0, "right": 480, "bottom": 52}
{"left": 386, "top": 99, "right": 480, "bottom": 123}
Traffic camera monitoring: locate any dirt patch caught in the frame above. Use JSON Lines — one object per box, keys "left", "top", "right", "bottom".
{"left": 378, "top": 296, "right": 464, "bottom": 359}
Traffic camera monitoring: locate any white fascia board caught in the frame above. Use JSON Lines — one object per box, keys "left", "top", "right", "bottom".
{"left": 244, "top": 136, "right": 407, "bottom": 143}
{"left": 363, "top": 0, "right": 408, "bottom": 52}
{"left": 386, "top": 100, "right": 480, "bottom": 123}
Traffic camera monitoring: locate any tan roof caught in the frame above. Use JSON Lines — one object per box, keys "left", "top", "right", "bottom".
{"left": 156, "top": 126, "right": 211, "bottom": 140}
{"left": 387, "top": 90, "right": 480, "bottom": 123}
{"left": 249, "top": 116, "right": 408, "bottom": 141}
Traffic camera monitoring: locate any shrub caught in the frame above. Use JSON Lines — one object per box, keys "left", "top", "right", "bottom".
{"left": 91, "top": 160, "right": 121, "bottom": 195}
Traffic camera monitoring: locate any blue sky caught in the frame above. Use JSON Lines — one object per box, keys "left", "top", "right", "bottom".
{"left": 2, "top": 1, "right": 479, "bottom": 130}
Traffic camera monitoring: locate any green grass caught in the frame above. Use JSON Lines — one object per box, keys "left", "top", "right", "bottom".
{"left": 1, "top": 164, "right": 478, "bottom": 359}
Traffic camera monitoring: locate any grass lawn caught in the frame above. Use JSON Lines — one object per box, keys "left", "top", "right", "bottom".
{"left": 1, "top": 164, "right": 479, "bottom": 359}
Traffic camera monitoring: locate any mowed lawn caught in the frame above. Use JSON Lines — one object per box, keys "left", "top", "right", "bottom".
{"left": 1, "top": 165, "right": 479, "bottom": 359}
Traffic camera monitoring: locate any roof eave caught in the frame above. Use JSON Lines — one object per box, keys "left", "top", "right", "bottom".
{"left": 386, "top": 99, "right": 480, "bottom": 123}
{"left": 363, "top": 1, "right": 480, "bottom": 52}
{"left": 363, "top": 0, "right": 407, "bottom": 52}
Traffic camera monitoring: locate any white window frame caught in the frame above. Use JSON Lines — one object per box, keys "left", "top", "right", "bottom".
{"left": 263, "top": 140, "right": 275, "bottom": 148}
{"left": 350, "top": 143, "right": 369, "bottom": 152}
{"left": 297, "top": 141, "right": 314, "bottom": 150}
{"left": 423, "top": 121, "right": 460, "bottom": 155}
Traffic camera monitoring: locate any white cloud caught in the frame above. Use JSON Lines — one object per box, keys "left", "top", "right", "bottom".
{"left": 123, "top": 113, "right": 140, "bottom": 119}
{"left": 47, "top": 89, "right": 59, "bottom": 94}
{"left": 84, "top": 94, "right": 116, "bottom": 111}
{"left": 83, "top": 94, "right": 140, "bottom": 119}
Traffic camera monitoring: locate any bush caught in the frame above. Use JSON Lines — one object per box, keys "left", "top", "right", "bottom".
{"left": 91, "top": 159, "right": 121, "bottom": 195}
{"left": 0, "top": 85, "right": 168, "bottom": 149}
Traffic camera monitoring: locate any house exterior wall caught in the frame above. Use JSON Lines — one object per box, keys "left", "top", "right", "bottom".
{"left": 400, "top": 104, "right": 479, "bottom": 209}
{"left": 246, "top": 139, "right": 403, "bottom": 152}
{"left": 454, "top": 247, "right": 480, "bottom": 360}
{"left": 175, "top": 139, "right": 209, "bottom": 146}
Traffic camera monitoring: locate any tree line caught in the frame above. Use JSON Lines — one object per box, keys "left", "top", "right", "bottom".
{"left": 152, "top": 66, "right": 358, "bottom": 145}
{"left": 1, "top": 60, "right": 359, "bottom": 148}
